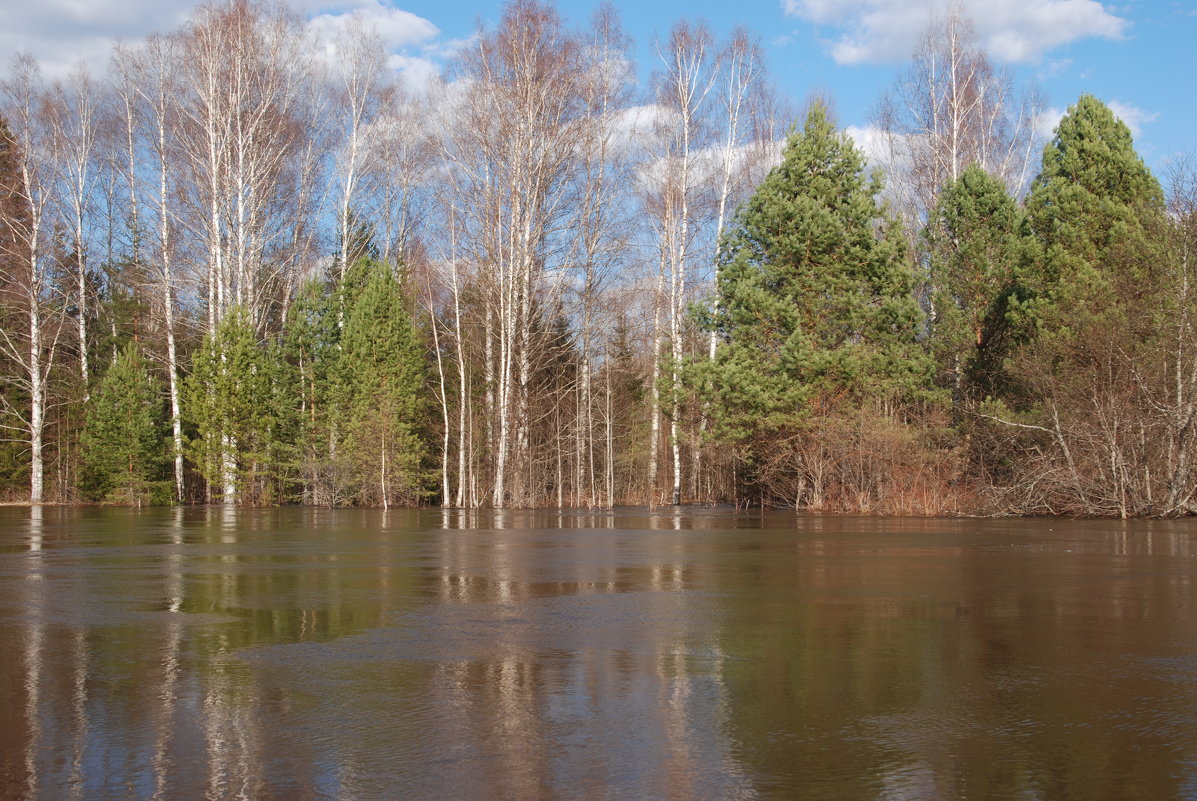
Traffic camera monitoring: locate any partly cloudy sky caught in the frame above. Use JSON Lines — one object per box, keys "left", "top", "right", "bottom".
{"left": 780, "top": 0, "right": 1127, "bottom": 64}
{"left": 0, "top": 0, "right": 1191, "bottom": 167}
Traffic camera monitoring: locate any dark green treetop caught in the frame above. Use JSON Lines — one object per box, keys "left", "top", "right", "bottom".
{"left": 184, "top": 307, "right": 291, "bottom": 503}
{"left": 1021, "top": 94, "right": 1166, "bottom": 320}
{"left": 338, "top": 260, "right": 430, "bottom": 504}
{"left": 924, "top": 164, "right": 1025, "bottom": 395}
{"left": 80, "top": 343, "right": 167, "bottom": 505}
{"left": 698, "top": 102, "right": 932, "bottom": 442}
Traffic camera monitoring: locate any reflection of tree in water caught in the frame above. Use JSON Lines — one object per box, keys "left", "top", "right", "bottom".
{"left": 0, "top": 507, "right": 424, "bottom": 800}
{"left": 4, "top": 510, "right": 1197, "bottom": 800}
{"left": 395, "top": 517, "right": 751, "bottom": 800}
{"left": 715, "top": 522, "right": 1197, "bottom": 800}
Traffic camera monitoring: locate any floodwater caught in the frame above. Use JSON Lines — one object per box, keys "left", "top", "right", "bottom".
{"left": 1, "top": 507, "right": 1195, "bottom": 801}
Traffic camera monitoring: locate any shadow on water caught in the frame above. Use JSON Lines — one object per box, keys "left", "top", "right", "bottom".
{"left": 1, "top": 506, "right": 1196, "bottom": 800}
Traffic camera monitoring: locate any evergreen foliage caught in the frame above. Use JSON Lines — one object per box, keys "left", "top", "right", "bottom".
{"left": 923, "top": 164, "right": 1025, "bottom": 398}
{"left": 2, "top": 0, "right": 1194, "bottom": 517}
{"left": 1004, "top": 94, "right": 1168, "bottom": 395}
{"left": 79, "top": 343, "right": 167, "bottom": 505}
{"left": 184, "top": 307, "right": 291, "bottom": 504}
{"left": 700, "top": 103, "right": 931, "bottom": 443}
{"left": 1018, "top": 94, "right": 1167, "bottom": 333}
{"left": 977, "top": 95, "right": 1178, "bottom": 515}
{"left": 337, "top": 260, "right": 429, "bottom": 506}
{"left": 282, "top": 277, "right": 343, "bottom": 504}
{"left": 696, "top": 103, "right": 938, "bottom": 507}
{"left": 0, "top": 116, "right": 32, "bottom": 499}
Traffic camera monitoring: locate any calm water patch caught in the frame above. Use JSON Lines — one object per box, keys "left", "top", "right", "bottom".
{"left": 1, "top": 506, "right": 1195, "bottom": 800}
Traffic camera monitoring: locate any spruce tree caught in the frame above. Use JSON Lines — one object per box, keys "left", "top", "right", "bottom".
{"left": 0, "top": 116, "right": 34, "bottom": 498}
{"left": 338, "top": 260, "right": 428, "bottom": 506}
{"left": 282, "top": 277, "right": 342, "bottom": 504}
{"left": 79, "top": 343, "right": 166, "bottom": 505}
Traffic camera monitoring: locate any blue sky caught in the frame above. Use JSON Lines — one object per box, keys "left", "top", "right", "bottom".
{"left": 400, "top": 0, "right": 1194, "bottom": 171}
{"left": 3, "top": 0, "right": 1193, "bottom": 171}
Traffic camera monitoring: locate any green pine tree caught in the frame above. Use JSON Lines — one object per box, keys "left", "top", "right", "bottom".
{"left": 79, "top": 343, "right": 167, "bottom": 505}
{"left": 1018, "top": 93, "right": 1166, "bottom": 332}
{"left": 337, "top": 260, "right": 429, "bottom": 506}
{"left": 700, "top": 103, "right": 931, "bottom": 437}
{"left": 281, "top": 277, "right": 343, "bottom": 504}
{"left": 696, "top": 103, "right": 934, "bottom": 506}
{"left": 184, "top": 307, "right": 286, "bottom": 505}
{"left": 980, "top": 95, "right": 1173, "bottom": 515}
{"left": 923, "top": 164, "right": 1025, "bottom": 399}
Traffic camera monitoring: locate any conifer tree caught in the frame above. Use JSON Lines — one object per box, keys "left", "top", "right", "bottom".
{"left": 79, "top": 343, "right": 166, "bottom": 505}
{"left": 1019, "top": 94, "right": 1166, "bottom": 330}
{"left": 702, "top": 104, "right": 929, "bottom": 435}
{"left": 338, "top": 260, "right": 428, "bottom": 507}
{"left": 282, "top": 277, "right": 342, "bottom": 504}
{"left": 0, "top": 115, "right": 30, "bottom": 497}
{"left": 258, "top": 337, "right": 300, "bottom": 504}
{"left": 983, "top": 95, "right": 1173, "bottom": 515}
{"left": 184, "top": 307, "right": 284, "bottom": 504}
{"left": 924, "top": 164, "right": 1025, "bottom": 398}
{"left": 698, "top": 103, "right": 932, "bottom": 505}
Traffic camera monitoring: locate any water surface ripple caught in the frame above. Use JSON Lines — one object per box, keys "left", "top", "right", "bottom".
{"left": 1, "top": 507, "right": 1195, "bottom": 800}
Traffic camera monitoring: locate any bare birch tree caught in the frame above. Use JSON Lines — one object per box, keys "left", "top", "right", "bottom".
{"left": 649, "top": 20, "right": 718, "bottom": 506}
{"left": 441, "top": 0, "right": 587, "bottom": 507}
{"left": 113, "top": 36, "right": 190, "bottom": 500}
{"left": 874, "top": 2, "right": 1042, "bottom": 233}
{"left": 1157, "top": 155, "right": 1197, "bottom": 514}
{"left": 568, "top": 4, "right": 634, "bottom": 507}
{"left": 328, "top": 14, "right": 391, "bottom": 278}
{"left": 0, "top": 57, "right": 62, "bottom": 503}
{"left": 46, "top": 66, "right": 97, "bottom": 396}
{"left": 173, "top": 0, "right": 319, "bottom": 504}
{"left": 177, "top": 0, "right": 315, "bottom": 334}
{"left": 366, "top": 93, "right": 434, "bottom": 270}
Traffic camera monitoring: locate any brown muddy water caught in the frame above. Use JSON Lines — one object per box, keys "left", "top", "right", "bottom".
{"left": 1, "top": 506, "right": 1195, "bottom": 800}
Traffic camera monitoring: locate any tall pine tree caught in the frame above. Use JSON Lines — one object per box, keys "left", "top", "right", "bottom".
{"left": 983, "top": 95, "right": 1173, "bottom": 515}
{"left": 698, "top": 103, "right": 933, "bottom": 507}
{"left": 184, "top": 307, "right": 291, "bottom": 505}
{"left": 924, "top": 164, "right": 1025, "bottom": 399}
{"left": 282, "top": 277, "right": 343, "bottom": 505}
{"left": 1019, "top": 93, "right": 1166, "bottom": 329}
{"left": 337, "top": 260, "right": 429, "bottom": 507}
{"left": 79, "top": 343, "right": 167, "bottom": 505}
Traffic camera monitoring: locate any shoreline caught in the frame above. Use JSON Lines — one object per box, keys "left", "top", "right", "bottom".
{"left": 0, "top": 500, "right": 1188, "bottom": 520}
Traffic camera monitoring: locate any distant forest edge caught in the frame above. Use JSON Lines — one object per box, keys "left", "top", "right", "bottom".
{"left": 1, "top": 0, "right": 1194, "bottom": 517}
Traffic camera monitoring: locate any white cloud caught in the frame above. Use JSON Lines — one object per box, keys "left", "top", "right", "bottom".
{"left": 386, "top": 54, "right": 440, "bottom": 93}
{"left": 781, "top": 0, "right": 1127, "bottom": 64}
{"left": 612, "top": 104, "right": 672, "bottom": 150}
{"left": 307, "top": 2, "right": 438, "bottom": 52}
{"left": 1036, "top": 106, "right": 1066, "bottom": 139}
{"left": 1107, "top": 100, "right": 1158, "bottom": 139}
{"left": 0, "top": 0, "right": 445, "bottom": 86}
{"left": 845, "top": 124, "right": 890, "bottom": 167}
{"left": 0, "top": 0, "right": 193, "bottom": 78}
{"left": 305, "top": 3, "right": 442, "bottom": 91}
{"left": 1035, "top": 99, "right": 1156, "bottom": 140}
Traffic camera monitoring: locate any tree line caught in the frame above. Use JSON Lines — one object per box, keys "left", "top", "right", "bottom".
{"left": 0, "top": 0, "right": 1193, "bottom": 516}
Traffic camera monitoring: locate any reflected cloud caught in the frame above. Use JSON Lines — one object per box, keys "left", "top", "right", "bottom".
{"left": 0, "top": 508, "right": 1195, "bottom": 799}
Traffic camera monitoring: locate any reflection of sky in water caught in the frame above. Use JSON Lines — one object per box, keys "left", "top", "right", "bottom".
{"left": 240, "top": 587, "right": 749, "bottom": 799}
{"left": 0, "top": 507, "right": 1196, "bottom": 800}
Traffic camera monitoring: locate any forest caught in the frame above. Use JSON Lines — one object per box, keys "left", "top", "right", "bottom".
{"left": 1, "top": 0, "right": 1194, "bottom": 516}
